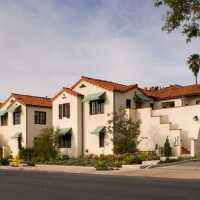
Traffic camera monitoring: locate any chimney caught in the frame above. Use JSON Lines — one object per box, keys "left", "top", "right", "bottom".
{"left": 144, "top": 87, "right": 147, "bottom": 92}
{"left": 170, "top": 85, "right": 172, "bottom": 90}
{"left": 151, "top": 86, "right": 154, "bottom": 92}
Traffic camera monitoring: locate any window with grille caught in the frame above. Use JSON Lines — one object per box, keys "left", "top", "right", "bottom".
{"left": 90, "top": 100, "right": 104, "bottom": 115}
{"left": 1, "top": 114, "right": 8, "bottom": 126}
{"left": 60, "top": 134, "right": 71, "bottom": 148}
{"left": 13, "top": 112, "right": 21, "bottom": 125}
{"left": 34, "top": 111, "right": 46, "bottom": 125}
{"left": 99, "top": 132, "right": 104, "bottom": 147}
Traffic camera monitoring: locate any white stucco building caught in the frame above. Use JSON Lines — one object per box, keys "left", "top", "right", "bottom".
{"left": 2, "top": 77, "right": 200, "bottom": 158}
{"left": 0, "top": 93, "right": 52, "bottom": 157}
{"left": 52, "top": 76, "right": 200, "bottom": 157}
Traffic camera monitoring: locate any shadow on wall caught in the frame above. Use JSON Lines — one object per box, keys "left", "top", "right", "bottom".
{"left": 139, "top": 125, "right": 166, "bottom": 152}
{"left": 0, "top": 134, "right": 8, "bottom": 147}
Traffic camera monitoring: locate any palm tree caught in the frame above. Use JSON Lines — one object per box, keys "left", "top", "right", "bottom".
{"left": 187, "top": 54, "right": 200, "bottom": 84}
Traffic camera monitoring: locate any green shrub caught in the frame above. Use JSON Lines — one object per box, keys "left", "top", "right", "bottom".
{"left": 137, "top": 152, "right": 152, "bottom": 161}
{"left": 164, "top": 137, "right": 172, "bottom": 157}
{"left": 158, "top": 157, "right": 182, "bottom": 164}
{"left": 33, "top": 127, "right": 60, "bottom": 161}
{"left": 62, "top": 155, "right": 69, "bottom": 160}
{"left": 95, "top": 161, "right": 108, "bottom": 170}
{"left": 26, "top": 161, "right": 35, "bottom": 166}
{"left": 19, "top": 148, "right": 35, "bottom": 161}
{"left": 135, "top": 156, "right": 143, "bottom": 164}
{"left": 79, "top": 155, "right": 84, "bottom": 159}
{"left": 0, "top": 158, "right": 10, "bottom": 166}
{"left": 122, "top": 154, "right": 134, "bottom": 164}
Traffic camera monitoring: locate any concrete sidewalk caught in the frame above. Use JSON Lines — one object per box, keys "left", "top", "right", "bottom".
{"left": 0, "top": 161, "right": 200, "bottom": 180}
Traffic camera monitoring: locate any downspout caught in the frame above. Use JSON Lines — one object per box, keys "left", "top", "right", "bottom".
{"left": 113, "top": 91, "right": 115, "bottom": 154}
{"left": 81, "top": 102, "right": 84, "bottom": 155}
{"left": 26, "top": 106, "right": 28, "bottom": 148}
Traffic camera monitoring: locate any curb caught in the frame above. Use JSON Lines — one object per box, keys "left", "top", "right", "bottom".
{"left": 146, "top": 159, "right": 200, "bottom": 169}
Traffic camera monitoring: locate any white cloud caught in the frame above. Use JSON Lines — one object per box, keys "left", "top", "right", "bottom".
{"left": 0, "top": 0, "right": 199, "bottom": 102}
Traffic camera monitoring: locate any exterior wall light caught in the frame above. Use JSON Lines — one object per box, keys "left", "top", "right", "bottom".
{"left": 193, "top": 116, "right": 199, "bottom": 121}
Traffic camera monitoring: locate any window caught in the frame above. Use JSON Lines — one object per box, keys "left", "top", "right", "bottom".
{"left": 90, "top": 100, "right": 104, "bottom": 115}
{"left": 34, "top": 111, "right": 46, "bottom": 125}
{"left": 196, "top": 100, "right": 200, "bottom": 104}
{"left": 1, "top": 113, "right": 8, "bottom": 126}
{"left": 60, "top": 134, "right": 71, "bottom": 148}
{"left": 59, "top": 103, "right": 70, "bottom": 119}
{"left": 126, "top": 99, "right": 131, "bottom": 108}
{"left": 99, "top": 132, "right": 104, "bottom": 147}
{"left": 13, "top": 112, "right": 21, "bottom": 125}
{"left": 18, "top": 137, "right": 22, "bottom": 149}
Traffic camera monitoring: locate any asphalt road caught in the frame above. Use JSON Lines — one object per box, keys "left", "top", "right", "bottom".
{"left": 0, "top": 170, "right": 200, "bottom": 200}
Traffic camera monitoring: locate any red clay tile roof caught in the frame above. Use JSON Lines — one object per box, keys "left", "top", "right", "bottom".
{"left": 2, "top": 94, "right": 52, "bottom": 108}
{"left": 143, "top": 84, "right": 200, "bottom": 100}
{"left": 51, "top": 87, "right": 83, "bottom": 101}
{"left": 71, "top": 76, "right": 138, "bottom": 92}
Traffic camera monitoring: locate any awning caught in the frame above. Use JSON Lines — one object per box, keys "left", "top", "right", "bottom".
{"left": 10, "top": 132, "right": 22, "bottom": 139}
{"left": 7, "top": 105, "right": 21, "bottom": 112}
{"left": 90, "top": 126, "right": 105, "bottom": 135}
{"left": 59, "top": 128, "right": 72, "bottom": 136}
{"left": 135, "top": 94, "right": 151, "bottom": 102}
{"left": 82, "top": 92, "right": 105, "bottom": 102}
{"left": 0, "top": 110, "right": 7, "bottom": 117}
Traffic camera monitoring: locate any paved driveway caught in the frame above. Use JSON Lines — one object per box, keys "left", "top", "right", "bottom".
{"left": 108, "top": 161, "right": 200, "bottom": 179}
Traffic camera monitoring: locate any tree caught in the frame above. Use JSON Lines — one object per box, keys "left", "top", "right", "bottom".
{"left": 187, "top": 54, "right": 200, "bottom": 84}
{"left": 164, "top": 136, "right": 172, "bottom": 157}
{"left": 107, "top": 109, "right": 141, "bottom": 154}
{"left": 154, "top": 0, "right": 200, "bottom": 43}
{"left": 33, "top": 127, "right": 61, "bottom": 160}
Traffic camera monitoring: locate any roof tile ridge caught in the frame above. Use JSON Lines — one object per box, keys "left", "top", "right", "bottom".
{"left": 12, "top": 93, "right": 51, "bottom": 100}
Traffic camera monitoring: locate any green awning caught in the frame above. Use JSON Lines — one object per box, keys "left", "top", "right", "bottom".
{"left": 0, "top": 110, "right": 7, "bottom": 117}
{"left": 82, "top": 92, "right": 105, "bottom": 102}
{"left": 60, "top": 128, "right": 72, "bottom": 136}
{"left": 135, "top": 94, "right": 151, "bottom": 102}
{"left": 91, "top": 126, "right": 105, "bottom": 135}
{"left": 7, "top": 105, "right": 21, "bottom": 112}
{"left": 10, "top": 132, "right": 22, "bottom": 139}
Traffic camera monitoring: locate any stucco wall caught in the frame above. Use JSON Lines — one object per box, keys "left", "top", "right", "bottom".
{"left": 134, "top": 107, "right": 181, "bottom": 156}
{"left": 154, "top": 98, "right": 182, "bottom": 109}
{"left": 152, "top": 105, "right": 200, "bottom": 152}
{"left": 0, "top": 101, "right": 26, "bottom": 156}
{"left": 26, "top": 106, "right": 52, "bottom": 148}
{"left": 52, "top": 90, "right": 82, "bottom": 157}
{"left": 73, "top": 80, "right": 113, "bottom": 156}
{"left": 115, "top": 89, "right": 151, "bottom": 111}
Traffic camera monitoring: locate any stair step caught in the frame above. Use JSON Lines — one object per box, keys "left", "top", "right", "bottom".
{"left": 180, "top": 154, "right": 191, "bottom": 157}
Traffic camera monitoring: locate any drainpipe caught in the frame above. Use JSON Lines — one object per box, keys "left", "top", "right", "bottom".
{"left": 81, "top": 102, "right": 84, "bottom": 155}
{"left": 26, "top": 106, "right": 28, "bottom": 148}
{"left": 181, "top": 97, "right": 184, "bottom": 106}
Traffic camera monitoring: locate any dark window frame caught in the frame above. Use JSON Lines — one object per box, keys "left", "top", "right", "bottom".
{"left": 60, "top": 134, "right": 71, "bottom": 148}
{"left": 13, "top": 111, "right": 21, "bottom": 125}
{"left": 90, "top": 99, "right": 104, "bottom": 115}
{"left": 34, "top": 111, "right": 46, "bottom": 125}
{"left": 1, "top": 113, "right": 8, "bottom": 126}
{"left": 126, "top": 99, "right": 131, "bottom": 108}
{"left": 18, "top": 137, "right": 22, "bottom": 149}
{"left": 99, "top": 132, "right": 105, "bottom": 148}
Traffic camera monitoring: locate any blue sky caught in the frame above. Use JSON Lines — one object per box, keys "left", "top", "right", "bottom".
{"left": 0, "top": 0, "right": 199, "bottom": 101}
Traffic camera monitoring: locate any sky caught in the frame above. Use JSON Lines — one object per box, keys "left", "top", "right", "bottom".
{"left": 0, "top": 0, "right": 199, "bottom": 101}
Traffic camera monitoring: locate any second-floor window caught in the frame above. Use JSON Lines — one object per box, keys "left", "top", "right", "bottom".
{"left": 35, "top": 111, "right": 46, "bottom": 125}
{"left": 90, "top": 100, "right": 104, "bottom": 115}
{"left": 59, "top": 103, "right": 70, "bottom": 119}
{"left": 1, "top": 113, "right": 8, "bottom": 126}
{"left": 126, "top": 99, "right": 131, "bottom": 108}
{"left": 13, "top": 112, "right": 21, "bottom": 125}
